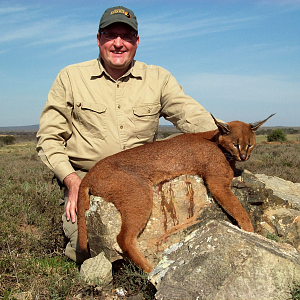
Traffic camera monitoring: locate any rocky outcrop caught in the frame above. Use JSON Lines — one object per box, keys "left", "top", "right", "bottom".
{"left": 86, "top": 173, "right": 232, "bottom": 267}
{"left": 83, "top": 170, "right": 300, "bottom": 298}
{"left": 149, "top": 220, "right": 300, "bottom": 300}
{"left": 255, "top": 173, "right": 300, "bottom": 208}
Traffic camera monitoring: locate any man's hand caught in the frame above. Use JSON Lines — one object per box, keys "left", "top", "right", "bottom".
{"left": 63, "top": 172, "right": 82, "bottom": 223}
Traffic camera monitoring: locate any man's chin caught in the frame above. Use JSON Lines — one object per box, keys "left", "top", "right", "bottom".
{"left": 110, "top": 61, "right": 130, "bottom": 70}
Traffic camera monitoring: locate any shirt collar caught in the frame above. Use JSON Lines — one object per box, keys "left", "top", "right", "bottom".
{"left": 129, "top": 60, "right": 143, "bottom": 79}
{"left": 91, "top": 56, "right": 143, "bottom": 80}
{"left": 90, "top": 57, "right": 105, "bottom": 78}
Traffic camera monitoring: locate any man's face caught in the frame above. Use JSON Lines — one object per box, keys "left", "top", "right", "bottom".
{"left": 97, "top": 23, "right": 139, "bottom": 77}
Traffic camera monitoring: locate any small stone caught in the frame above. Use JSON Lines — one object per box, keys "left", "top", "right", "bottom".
{"left": 80, "top": 251, "right": 113, "bottom": 286}
{"left": 11, "top": 292, "right": 32, "bottom": 300}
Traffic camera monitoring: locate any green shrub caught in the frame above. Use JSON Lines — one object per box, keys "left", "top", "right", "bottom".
{"left": 0, "top": 135, "right": 16, "bottom": 145}
{"left": 162, "top": 132, "right": 171, "bottom": 138}
{"left": 113, "top": 260, "right": 156, "bottom": 299}
{"left": 290, "top": 280, "right": 300, "bottom": 300}
{"left": 236, "top": 143, "right": 300, "bottom": 183}
{"left": 267, "top": 129, "right": 287, "bottom": 142}
{"left": 266, "top": 231, "right": 279, "bottom": 242}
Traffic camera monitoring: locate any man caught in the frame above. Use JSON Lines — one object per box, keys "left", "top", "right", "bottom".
{"left": 36, "top": 6, "right": 217, "bottom": 264}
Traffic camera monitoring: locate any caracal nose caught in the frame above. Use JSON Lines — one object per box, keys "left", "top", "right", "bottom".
{"left": 240, "top": 153, "right": 247, "bottom": 161}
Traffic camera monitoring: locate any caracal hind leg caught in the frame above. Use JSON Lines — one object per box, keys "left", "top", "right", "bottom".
{"left": 206, "top": 177, "right": 254, "bottom": 232}
{"left": 116, "top": 181, "right": 154, "bottom": 273}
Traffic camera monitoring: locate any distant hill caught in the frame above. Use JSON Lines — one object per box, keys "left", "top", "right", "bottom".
{"left": 0, "top": 124, "right": 299, "bottom": 134}
{"left": 0, "top": 124, "right": 175, "bottom": 133}
{"left": 0, "top": 124, "right": 39, "bottom": 132}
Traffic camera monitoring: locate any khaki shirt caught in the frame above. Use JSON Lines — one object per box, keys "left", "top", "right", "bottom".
{"left": 36, "top": 58, "right": 217, "bottom": 183}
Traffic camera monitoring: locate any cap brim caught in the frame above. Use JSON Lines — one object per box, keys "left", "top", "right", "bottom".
{"left": 100, "top": 20, "right": 137, "bottom": 31}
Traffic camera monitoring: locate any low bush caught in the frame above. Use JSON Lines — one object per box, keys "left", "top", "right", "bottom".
{"left": 267, "top": 129, "right": 287, "bottom": 142}
{"left": 113, "top": 260, "right": 156, "bottom": 299}
{"left": 290, "top": 281, "right": 300, "bottom": 300}
{"left": 0, "top": 135, "right": 16, "bottom": 146}
{"left": 237, "top": 143, "right": 300, "bottom": 183}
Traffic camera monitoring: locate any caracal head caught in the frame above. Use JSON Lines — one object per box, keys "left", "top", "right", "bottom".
{"left": 211, "top": 114, "right": 275, "bottom": 162}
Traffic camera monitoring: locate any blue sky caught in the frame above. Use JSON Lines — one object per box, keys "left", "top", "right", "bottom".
{"left": 0, "top": 0, "right": 299, "bottom": 127}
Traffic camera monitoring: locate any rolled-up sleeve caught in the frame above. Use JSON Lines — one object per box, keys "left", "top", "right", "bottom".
{"left": 160, "top": 73, "right": 217, "bottom": 133}
{"left": 36, "top": 70, "right": 75, "bottom": 183}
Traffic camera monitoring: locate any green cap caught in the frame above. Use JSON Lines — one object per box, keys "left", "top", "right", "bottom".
{"left": 99, "top": 6, "right": 138, "bottom": 32}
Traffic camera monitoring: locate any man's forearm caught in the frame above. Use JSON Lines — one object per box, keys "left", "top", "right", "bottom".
{"left": 64, "top": 172, "right": 82, "bottom": 223}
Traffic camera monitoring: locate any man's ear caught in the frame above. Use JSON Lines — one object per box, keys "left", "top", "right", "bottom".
{"left": 97, "top": 32, "right": 101, "bottom": 48}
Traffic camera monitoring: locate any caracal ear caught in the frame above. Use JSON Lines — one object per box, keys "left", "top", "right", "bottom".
{"left": 249, "top": 113, "right": 275, "bottom": 131}
{"left": 211, "top": 114, "right": 230, "bottom": 134}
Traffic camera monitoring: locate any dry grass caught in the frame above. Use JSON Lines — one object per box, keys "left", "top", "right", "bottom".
{"left": 0, "top": 134, "right": 299, "bottom": 299}
{"left": 256, "top": 134, "right": 300, "bottom": 144}
{"left": 0, "top": 141, "right": 155, "bottom": 299}
{"left": 0, "top": 142, "right": 80, "bottom": 298}
{"left": 237, "top": 141, "right": 300, "bottom": 183}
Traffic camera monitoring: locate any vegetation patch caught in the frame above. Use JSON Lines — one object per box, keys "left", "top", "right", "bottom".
{"left": 0, "top": 135, "right": 16, "bottom": 146}
{"left": 290, "top": 281, "right": 300, "bottom": 300}
{"left": 267, "top": 129, "right": 287, "bottom": 142}
{"left": 237, "top": 142, "right": 300, "bottom": 183}
{"left": 0, "top": 131, "right": 300, "bottom": 298}
{"left": 113, "top": 260, "right": 156, "bottom": 299}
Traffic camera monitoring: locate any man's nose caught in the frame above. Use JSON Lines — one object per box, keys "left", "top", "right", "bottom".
{"left": 114, "top": 36, "right": 123, "bottom": 47}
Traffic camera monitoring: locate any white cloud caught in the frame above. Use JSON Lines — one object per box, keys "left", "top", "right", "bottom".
{"left": 140, "top": 11, "right": 261, "bottom": 43}
{"left": 259, "top": 0, "right": 300, "bottom": 7}
{"left": 176, "top": 73, "right": 300, "bottom": 125}
{"left": 0, "top": 6, "right": 26, "bottom": 14}
{"left": 0, "top": 4, "right": 96, "bottom": 49}
{"left": 182, "top": 73, "right": 300, "bottom": 104}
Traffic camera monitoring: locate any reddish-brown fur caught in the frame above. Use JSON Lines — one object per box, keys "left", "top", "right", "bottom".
{"left": 77, "top": 115, "right": 274, "bottom": 273}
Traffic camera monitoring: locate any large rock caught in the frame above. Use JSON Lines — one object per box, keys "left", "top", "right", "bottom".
{"left": 149, "top": 220, "right": 300, "bottom": 300}
{"left": 85, "top": 170, "right": 300, "bottom": 265}
{"left": 86, "top": 174, "right": 232, "bottom": 266}
{"left": 255, "top": 173, "right": 300, "bottom": 208}
{"left": 84, "top": 169, "right": 300, "bottom": 297}
{"left": 253, "top": 173, "right": 300, "bottom": 251}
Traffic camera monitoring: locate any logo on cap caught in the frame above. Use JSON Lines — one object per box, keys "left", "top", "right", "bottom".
{"left": 110, "top": 8, "right": 131, "bottom": 18}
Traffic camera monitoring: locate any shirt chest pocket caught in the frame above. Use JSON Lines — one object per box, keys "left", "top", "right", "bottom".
{"left": 76, "top": 101, "right": 107, "bottom": 139}
{"left": 133, "top": 104, "right": 160, "bottom": 141}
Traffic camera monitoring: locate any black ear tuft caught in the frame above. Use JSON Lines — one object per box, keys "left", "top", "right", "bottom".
{"left": 249, "top": 113, "right": 275, "bottom": 131}
{"left": 211, "top": 114, "right": 230, "bottom": 134}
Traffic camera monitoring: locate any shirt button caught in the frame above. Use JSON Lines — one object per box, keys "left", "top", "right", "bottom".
{"left": 120, "top": 125, "right": 123, "bottom": 129}
{"left": 117, "top": 84, "right": 120, "bottom": 88}
{"left": 123, "top": 146, "right": 126, "bottom": 150}
{"left": 118, "top": 105, "right": 121, "bottom": 109}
